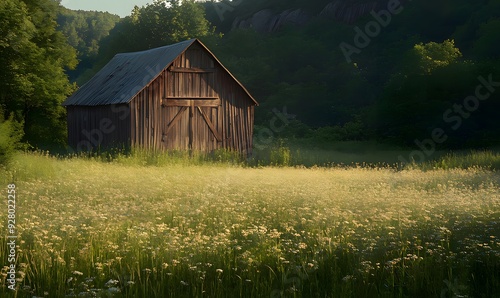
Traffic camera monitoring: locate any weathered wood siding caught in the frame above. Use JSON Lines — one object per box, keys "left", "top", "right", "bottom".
{"left": 129, "top": 72, "right": 164, "bottom": 149}
{"left": 67, "top": 105, "right": 130, "bottom": 151}
{"left": 129, "top": 43, "right": 255, "bottom": 154}
{"left": 67, "top": 41, "right": 255, "bottom": 154}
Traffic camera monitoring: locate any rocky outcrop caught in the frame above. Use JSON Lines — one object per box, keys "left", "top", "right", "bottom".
{"left": 232, "top": 8, "right": 311, "bottom": 33}
{"left": 231, "top": 0, "right": 391, "bottom": 33}
{"left": 320, "top": 1, "right": 379, "bottom": 24}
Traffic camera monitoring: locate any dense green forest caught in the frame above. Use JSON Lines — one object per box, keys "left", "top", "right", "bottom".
{"left": 202, "top": 0, "right": 500, "bottom": 149}
{"left": 0, "top": 0, "right": 77, "bottom": 153}
{"left": 57, "top": 7, "right": 121, "bottom": 84}
{"left": 1, "top": 0, "right": 500, "bottom": 160}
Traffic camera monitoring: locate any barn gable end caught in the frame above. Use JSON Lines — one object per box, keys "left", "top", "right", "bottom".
{"left": 63, "top": 39, "right": 257, "bottom": 154}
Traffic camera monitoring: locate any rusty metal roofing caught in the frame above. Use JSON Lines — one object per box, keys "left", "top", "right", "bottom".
{"left": 63, "top": 39, "right": 258, "bottom": 106}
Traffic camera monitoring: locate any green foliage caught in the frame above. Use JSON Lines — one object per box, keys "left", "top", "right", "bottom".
{"left": 423, "top": 151, "right": 500, "bottom": 171}
{"left": 57, "top": 8, "right": 120, "bottom": 58}
{"left": 371, "top": 38, "right": 500, "bottom": 149}
{"left": 0, "top": 0, "right": 77, "bottom": 149}
{"left": 410, "top": 40, "right": 462, "bottom": 74}
{"left": 312, "top": 120, "right": 366, "bottom": 143}
{"left": 202, "top": 0, "right": 500, "bottom": 149}
{"left": 0, "top": 113, "right": 24, "bottom": 167}
{"left": 452, "top": 0, "right": 500, "bottom": 58}
{"left": 56, "top": 7, "right": 120, "bottom": 83}
{"left": 93, "top": 0, "right": 217, "bottom": 76}
{"left": 128, "top": 0, "right": 211, "bottom": 48}
{"left": 472, "top": 19, "right": 500, "bottom": 59}
{"left": 269, "top": 140, "right": 291, "bottom": 166}
{"left": 70, "top": 146, "right": 246, "bottom": 167}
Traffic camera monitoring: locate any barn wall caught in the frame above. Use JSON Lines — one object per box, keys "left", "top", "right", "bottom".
{"left": 130, "top": 72, "right": 164, "bottom": 149}
{"left": 127, "top": 43, "right": 256, "bottom": 154}
{"left": 216, "top": 65, "right": 255, "bottom": 155}
{"left": 67, "top": 105, "right": 131, "bottom": 151}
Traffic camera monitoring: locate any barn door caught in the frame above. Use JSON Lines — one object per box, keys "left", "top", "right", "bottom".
{"left": 163, "top": 48, "right": 219, "bottom": 151}
{"left": 162, "top": 97, "right": 221, "bottom": 151}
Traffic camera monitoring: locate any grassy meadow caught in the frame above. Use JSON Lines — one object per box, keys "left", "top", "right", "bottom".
{"left": 0, "top": 149, "right": 499, "bottom": 297}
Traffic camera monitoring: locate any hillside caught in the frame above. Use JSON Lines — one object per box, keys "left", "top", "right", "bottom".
{"left": 57, "top": 8, "right": 121, "bottom": 84}
{"left": 204, "top": 0, "right": 408, "bottom": 32}
{"left": 200, "top": 0, "right": 500, "bottom": 149}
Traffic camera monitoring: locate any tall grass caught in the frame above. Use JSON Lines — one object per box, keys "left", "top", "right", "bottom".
{"left": 250, "top": 140, "right": 411, "bottom": 168}
{"left": 110, "top": 147, "right": 245, "bottom": 167}
{"left": 4, "top": 146, "right": 500, "bottom": 174}
{"left": 0, "top": 153, "right": 498, "bottom": 297}
{"left": 421, "top": 150, "right": 500, "bottom": 171}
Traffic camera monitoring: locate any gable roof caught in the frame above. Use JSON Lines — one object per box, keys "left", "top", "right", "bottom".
{"left": 63, "top": 39, "right": 257, "bottom": 106}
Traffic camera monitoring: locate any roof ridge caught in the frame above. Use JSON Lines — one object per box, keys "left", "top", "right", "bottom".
{"left": 115, "top": 39, "right": 197, "bottom": 57}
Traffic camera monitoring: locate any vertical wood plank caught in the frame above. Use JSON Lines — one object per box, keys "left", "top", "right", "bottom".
{"left": 189, "top": 101, "right": 194, "bottom": 150}
{"left": 69, "top": 43, "right": 256, "bottom": 155}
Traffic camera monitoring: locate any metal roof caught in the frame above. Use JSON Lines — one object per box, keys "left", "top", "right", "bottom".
{"left": 62, "top": 39, "right": 257, "bottom": 107}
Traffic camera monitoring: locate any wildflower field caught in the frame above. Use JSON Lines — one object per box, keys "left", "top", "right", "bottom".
{"left": 0, "top": 153, "right": 499, "bottom": 297}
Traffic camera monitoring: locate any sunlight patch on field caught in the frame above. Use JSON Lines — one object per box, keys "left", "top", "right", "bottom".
{"left": 0, "top": 154, "right": 499, "bottom": 296}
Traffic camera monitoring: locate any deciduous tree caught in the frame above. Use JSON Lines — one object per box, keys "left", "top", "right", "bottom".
{"left": 0, "top": 0, "right": 77, "bottom": 148}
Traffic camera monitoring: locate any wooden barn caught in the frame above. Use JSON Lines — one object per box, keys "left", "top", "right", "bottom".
{"left": 63, "top": 39, "right": 258, "bottom": 155}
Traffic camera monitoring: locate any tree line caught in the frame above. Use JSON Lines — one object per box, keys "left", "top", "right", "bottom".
{"left": 1, "top": 0, "right": 499, "bottom": 165}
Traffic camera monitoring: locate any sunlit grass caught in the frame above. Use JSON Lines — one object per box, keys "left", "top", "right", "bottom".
{"left": 0, "top": 152, "right": 499, "bottom": 297}
{"left": 423, "top": 150, "right": 500, "bottom": 171}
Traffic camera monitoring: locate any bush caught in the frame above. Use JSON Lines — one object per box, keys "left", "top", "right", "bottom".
{"left": 0, "top": 114, "right": 24, "bottom": 167}
{"left": 269, "top": 140, "right": 291, "bottom": 166}
{"left": 424, "top": 151, "right": 500, "bottom": 171}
